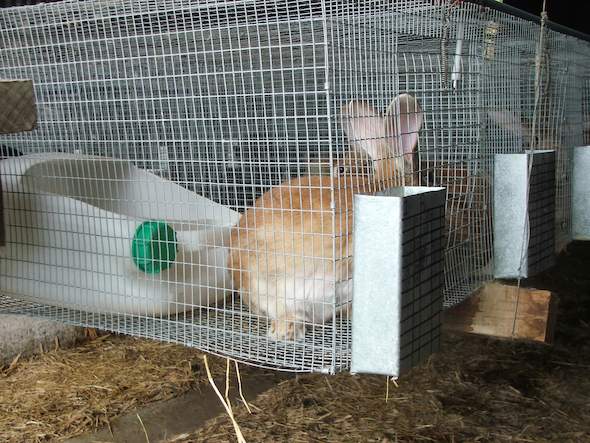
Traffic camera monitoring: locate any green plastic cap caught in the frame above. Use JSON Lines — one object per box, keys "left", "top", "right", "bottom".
{"left": 131, "top": 221, "right": 177, "bottom": 274}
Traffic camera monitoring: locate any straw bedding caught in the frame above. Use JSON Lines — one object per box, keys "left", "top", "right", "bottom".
{"left": 2, "top": 242, "right": 590, "bottom": 442}
{"left": 172, "top": 243, "right": 590, "bottom": 442}
{"left": 0, "top": 335, "right": 232, "bottom": 442}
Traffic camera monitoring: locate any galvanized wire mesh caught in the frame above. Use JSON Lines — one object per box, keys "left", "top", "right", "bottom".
{"left": 0, "top": 0, "right": 588, "bottom": 372}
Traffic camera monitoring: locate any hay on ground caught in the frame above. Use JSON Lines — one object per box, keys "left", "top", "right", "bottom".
{"left": 171, "top": 243, "right": 590, "bottom": 443}
{"left": 3, "top": 242, "right": 590, "bottom": 443}
{"left": 0, "top": 334, "right": 230, "bottom": 442}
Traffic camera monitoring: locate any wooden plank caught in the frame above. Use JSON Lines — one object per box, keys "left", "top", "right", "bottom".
{"left": 443, "top": 282, "right": 558, "bottom": 343}
{"left": 0, "top": 79, "right": 37, "bottom": 134}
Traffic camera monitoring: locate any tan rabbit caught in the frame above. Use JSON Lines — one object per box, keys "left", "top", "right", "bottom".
{"left": 228, "top": 94, "right": 424, "bottom": 341}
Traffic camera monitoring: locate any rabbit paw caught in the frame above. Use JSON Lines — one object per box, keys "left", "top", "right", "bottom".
{"left": 268, "top": 317, "right": 306, "bottom": 342}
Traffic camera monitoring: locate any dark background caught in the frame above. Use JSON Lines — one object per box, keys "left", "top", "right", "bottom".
{"left": 504, "top": 0, "right": 590, "bottom": 35}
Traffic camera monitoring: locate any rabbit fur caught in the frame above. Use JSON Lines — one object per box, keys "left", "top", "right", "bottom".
{"left": 228, "top": 94, "right": 424, "bottom": 341}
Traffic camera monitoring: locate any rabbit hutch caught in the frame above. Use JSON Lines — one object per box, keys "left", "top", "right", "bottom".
{"left": 0, "top": 0, "right": 589, "bottom": 375}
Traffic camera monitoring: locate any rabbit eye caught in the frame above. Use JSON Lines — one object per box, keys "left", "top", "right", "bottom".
{"left": 338, "top": 166, "right": 346, "bottom": 174}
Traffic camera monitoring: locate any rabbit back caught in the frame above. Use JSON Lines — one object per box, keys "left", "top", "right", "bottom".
{"left": 229, "top": 175, "right": 356, "bottom": 328}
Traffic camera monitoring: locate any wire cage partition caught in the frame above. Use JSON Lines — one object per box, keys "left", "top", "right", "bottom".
{"left": 0, "top": 0, "right": 589, "bottom": 373}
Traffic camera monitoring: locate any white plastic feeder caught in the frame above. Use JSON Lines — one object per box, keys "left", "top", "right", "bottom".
{"left": 0, "top": 153, "right": 240, "bottom": 315}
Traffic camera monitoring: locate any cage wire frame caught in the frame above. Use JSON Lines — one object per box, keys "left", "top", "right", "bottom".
{"left": 0, "top": 0, "right": 588, "bottom": 373}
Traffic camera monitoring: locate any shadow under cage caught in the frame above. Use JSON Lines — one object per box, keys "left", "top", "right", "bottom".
{"left": 0, "top": 0, "right": 588, "bottom": 373}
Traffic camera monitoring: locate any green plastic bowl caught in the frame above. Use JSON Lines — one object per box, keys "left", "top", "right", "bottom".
{"left": 131, "top": 221, "right": 178, "bottom": 274}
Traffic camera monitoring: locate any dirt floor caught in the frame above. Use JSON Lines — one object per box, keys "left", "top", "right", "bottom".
{"left": 171, "top": 242, "right": 590, "bottom": 443}
{"left": 2, "top": 242, "right": 590, "bottom": 442}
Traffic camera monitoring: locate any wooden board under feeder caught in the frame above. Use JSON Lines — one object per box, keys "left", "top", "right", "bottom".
{"left": 443, "top": 282, "right": 558, "bottom": 344}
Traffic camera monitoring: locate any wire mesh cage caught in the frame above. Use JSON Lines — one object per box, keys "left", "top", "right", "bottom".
{"left": 0, "top": 0, "right": 588, "bottom": 373}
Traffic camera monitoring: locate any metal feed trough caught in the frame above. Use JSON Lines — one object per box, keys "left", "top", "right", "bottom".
{"left": 0, "top": 0, "right": 589, "bottom": 375}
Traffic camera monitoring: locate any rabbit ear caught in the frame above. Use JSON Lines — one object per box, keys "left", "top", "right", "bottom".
{"left": 384, "top": 94, "right": 423, "bottom": 156}
{"left": 341, "top": 100, "right": 388, "bottom": 161}
{"left": 488, "top": 110, "right": 532, "bottom": 143}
